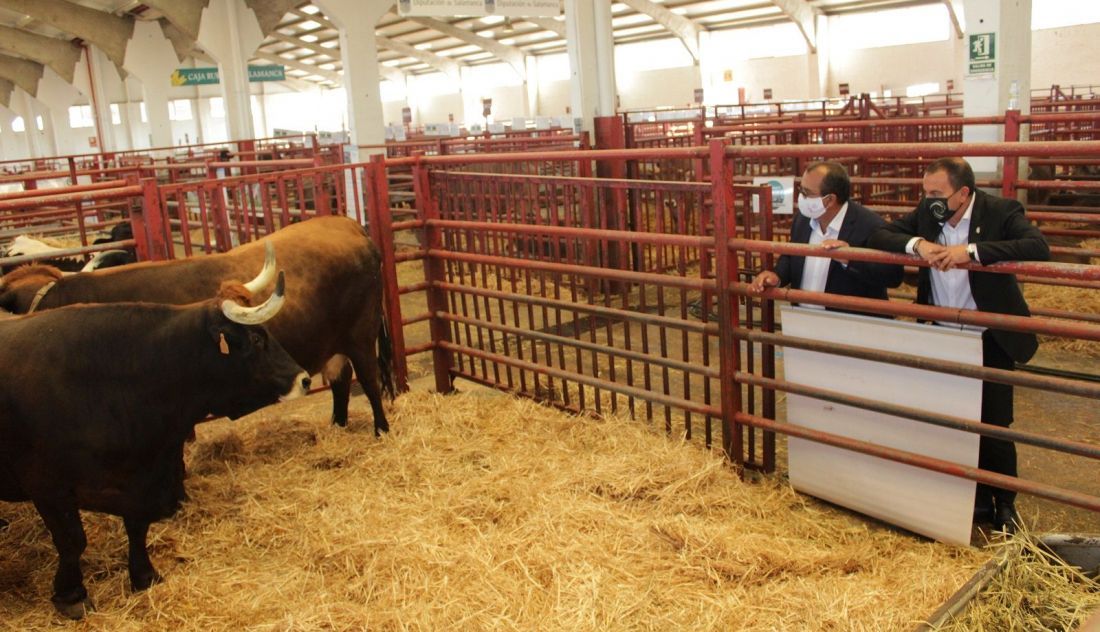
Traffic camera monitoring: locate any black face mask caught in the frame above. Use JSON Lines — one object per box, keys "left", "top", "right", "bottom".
{"left": 920, "top": 197, "right": 952, "bottom": 223}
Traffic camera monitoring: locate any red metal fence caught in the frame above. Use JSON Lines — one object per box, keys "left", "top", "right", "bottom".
{"left": 1, "top": 138, "right": 1095, "bottom": 522}
{"left": 365, "top": 141, "right": 1100, "bottom": 521}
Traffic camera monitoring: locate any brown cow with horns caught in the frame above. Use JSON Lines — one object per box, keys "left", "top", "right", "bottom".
{"left": 0, "top": 215, "right": 395, "bottom": 434}
{"left": 0, "top": 272, "right": 310, "bottom": 618}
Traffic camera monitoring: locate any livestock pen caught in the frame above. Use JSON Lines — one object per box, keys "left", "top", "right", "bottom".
{"left": 1, "top": 138, "right": 1098, "bottom": 629}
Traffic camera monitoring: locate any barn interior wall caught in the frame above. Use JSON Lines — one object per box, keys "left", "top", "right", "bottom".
{"left": 827, "top": 38, "right": 966, "bottom": 98}
{"left": 535, "top": 79, "right": 571, "bottom": 120}
{"left": 616, "top": 65, "right": 702, "bottom": 110}
{"left": 416, "top": 91, "right": 465, "bottom": 128}
{"left": 1031, "top": 23, "right": 1100, "bottom": 88}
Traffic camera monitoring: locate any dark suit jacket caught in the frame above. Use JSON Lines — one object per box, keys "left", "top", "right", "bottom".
{"left": 776, "top": 201, "right": 904, "bottom": 301}
{"left": 869, "top": 189, "right": 1050, "bottom": 363}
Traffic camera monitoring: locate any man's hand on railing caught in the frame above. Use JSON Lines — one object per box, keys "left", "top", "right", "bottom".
{"left": 924, "top": 243, "right": 972, "bottom": 271}
{"left": 750, "top": 269, "right": 780, "bottom": 293}
{"left": 821, "top": 239, "right": 850, "bottom": 266}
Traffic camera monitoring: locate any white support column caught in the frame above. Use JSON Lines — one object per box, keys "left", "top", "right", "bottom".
{"left": 525, "top": 55, "right": 539, "bottom": 118}
{"left": 123, "top": 20, "right": 180, "bottom": 148}
{"left": 36, "top": 70, "right": 82, "bottom": 155}
{"left": 565, "top": 0, "right": 616, "bottom": 133}
{"left": 253, "top": 84, "right": 269, "bottom": 138}
{"left": 962, "top": 0, "right": 1032, "bottom": 176}
{"left": 593, "top": 0, "right": 616, "bottom": 117}
{"left": 318, "top": 0, "right": 390, "bottom": 159}
{"left": 81, "top": 46, "right": 118, "bottom": 152}
{"left": 197, "top": 0, "right": 263, "bottom": 142}
{"left": 0, "top": 105, "right": 23, "bottom": 159}
{"left": 192, "top": 85, "right": 205, "bottom": 144}
{"left": 15, "top": 89, "right": 44, "bottom": 158}
{"left": 811, "top": 13, "right": 830, "bottom": 98}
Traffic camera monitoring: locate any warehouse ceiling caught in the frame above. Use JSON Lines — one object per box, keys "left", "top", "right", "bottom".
{"left": 0, "top": 0, "right": 959, "bottom": 91}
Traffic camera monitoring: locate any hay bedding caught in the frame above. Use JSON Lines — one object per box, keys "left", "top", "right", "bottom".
{"left": 0, "top": 391, "right": 986, "bottom": 631}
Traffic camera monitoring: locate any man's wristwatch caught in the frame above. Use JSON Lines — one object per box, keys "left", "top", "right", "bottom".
{"left": 966, "top": 242, "right": 978, "bottom": 262}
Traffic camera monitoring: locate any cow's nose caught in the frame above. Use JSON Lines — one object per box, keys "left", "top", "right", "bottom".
{"left": 301, "top": 376, "right": 312, "bottom": 390}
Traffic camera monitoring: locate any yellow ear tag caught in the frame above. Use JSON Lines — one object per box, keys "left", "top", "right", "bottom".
{"left": 219, "top": 333, "right": 230, "bottom": 355}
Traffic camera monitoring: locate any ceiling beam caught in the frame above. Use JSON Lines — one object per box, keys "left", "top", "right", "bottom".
{"left": 408, "top": 17, "right": 526, "bottom": 77}
{"left": 140, "top": 0, "right": 208, "bottom": 41}
{"left": 524, "top": 17, "right": 566, "bottom": 38}
{"left": 290, "top": 8, "right": 337, "bottom": 31}
{"left": 0, "top": 25, "right": 81, "bottom": 84}
{"left": 376, "top": 35, "right": 461, "bottom": 81}
{"left": 0, "top": 0, "right": 135, "bottom": 68}
{"left": 261, "top": 34, "right": 406, "bottom": 84}
{"left": 0, "top": 77, "right": 13, "bottom": 108}
{"left": 267, "top": 31, "right": 340, "bottom": 61}
{"left": 943, "top": 0, "right": 964, "bottom": 39}
{"left": 159, "top": 19, "right": 201, "bottom": 62}
{"left": 770, "top": 0, "right": 817, "bottom": 53}
{"left": 619, "top": 0, "right": 703, "bottom": 60}
{"left": 253, "top": 51, "right": 342, "bottom": 83}
{"left": 244, "top": 0, "right": 303, "bottom": 37}
{"left": 0, "top": 53, "right": 44, "bottom": 97}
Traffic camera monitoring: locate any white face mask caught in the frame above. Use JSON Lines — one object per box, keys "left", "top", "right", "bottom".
{"left": 798, "top": 194, "right": 827, "bottom": 220}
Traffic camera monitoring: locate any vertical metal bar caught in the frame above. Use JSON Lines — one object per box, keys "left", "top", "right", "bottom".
{"left": 1003, "top": 109, "right": 1021, "bottom": 199}
{"left": 414, "top": 163, "right": 454, "bottom": 394}
{"left": 709, "top": 139, "right": 743, "bottom": 465}
{"left": 759, "top": 184, "right": 777, "bottom": 473}
{"left": 367, "top": 157, "right": 410, "bottom": 392}
{"left": 141, "top": 178, "right": 170, "bottom": 260}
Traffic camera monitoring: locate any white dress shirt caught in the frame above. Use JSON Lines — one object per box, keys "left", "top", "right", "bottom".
{"left": 905, "top": 195, "right": 983, "bottom": 331}
{"left": 799, "top": 202, "right": 848, "bottom": 308}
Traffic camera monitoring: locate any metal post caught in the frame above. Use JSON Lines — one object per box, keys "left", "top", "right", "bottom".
{"left": 1003, "top": 109, "right": 1021, "bottom": 199}
{"left": 709, "top": 138, "right": 743, "bottom": 465}
{"left": 367, "top": 156, "right": 410, "bottom": 392}
{"left": 414, "top": 161, "right": 455, "bottom": 394}
{"left": 140, "top": 178, "right": 169, "bottom": 260}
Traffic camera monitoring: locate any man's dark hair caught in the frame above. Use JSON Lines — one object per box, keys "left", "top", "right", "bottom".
{"left": 806, "top": 160, "right": 851, "bottom": 203}
{"left": 925, "top": 157, "right": 976, "bottom": 193}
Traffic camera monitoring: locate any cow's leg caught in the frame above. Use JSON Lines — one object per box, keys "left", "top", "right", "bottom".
{"left": 348, "top": 348, "right": 389, "bottom": 436}
{"left": 324, "top": 355, "right": 353, "bottom": 427}
{"left": 123, "top": 516, "right": 162, "bottom": 591}
{"left": 33, "top": 497, "right": 92, "bottom": 619}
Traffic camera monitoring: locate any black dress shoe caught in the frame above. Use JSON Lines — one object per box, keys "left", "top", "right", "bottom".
{"left": 973, "top": 505, "right": 994, "bottom": 524}
{"left": 993, "top": 501, "right": 1021, "bottom": 534}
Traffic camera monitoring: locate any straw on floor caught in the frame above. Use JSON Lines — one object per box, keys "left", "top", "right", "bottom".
{"left": 2, "top": 389, "right": 987, "bottom": 631}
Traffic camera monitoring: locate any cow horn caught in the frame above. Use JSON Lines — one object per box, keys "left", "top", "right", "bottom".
{"left": 221, "top": 271, "right": 286, "bottom": 325}
{"left": 242, "top": 242, "right": 276, "bottom": 294}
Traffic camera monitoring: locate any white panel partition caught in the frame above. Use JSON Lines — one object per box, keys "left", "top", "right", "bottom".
{"left": 782, "top": 307, "right": 983, "bottom": 546}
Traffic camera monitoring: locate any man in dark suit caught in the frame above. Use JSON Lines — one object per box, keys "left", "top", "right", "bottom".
{"left": 869, "top": 157, "right": 1050, "bottom": 533}
{"left": 750, "top": 161, "right": 904, "bottom": 303}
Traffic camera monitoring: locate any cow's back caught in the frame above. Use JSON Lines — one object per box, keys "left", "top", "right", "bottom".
{"left": 39, "top": 216, "right": 381, "bottom": 375}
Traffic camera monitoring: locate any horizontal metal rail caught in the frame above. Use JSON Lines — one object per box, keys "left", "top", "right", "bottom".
{"left": 735, "top": 327, "right": 1100, "bottom": 399}
{"left": 0, "top": 185, "right": 142, "bottom": 212}
{"left": 439, "top": 340, "right": 720, "bottom": 418}
{"left": 728, "top": 238, "right": 1100, "bottom": 282}
{"left": 0, "top": 239, "right": 136, "bottom": 267}
{"left": 734, "top": 411, "right": 1100, "bottom": 512}
{"left": 439, "top": 311, "right": 719, "bottom": 381}
{"left": 737, "top": 373, "right": 1100, "bottom": 459}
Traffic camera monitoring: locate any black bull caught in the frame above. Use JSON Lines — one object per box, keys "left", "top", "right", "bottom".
{"left": 0, "top": 215, "right": 396, "bottom": 433}
{"left": 0, "top": 281, "right": 310, "bottom": 618}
